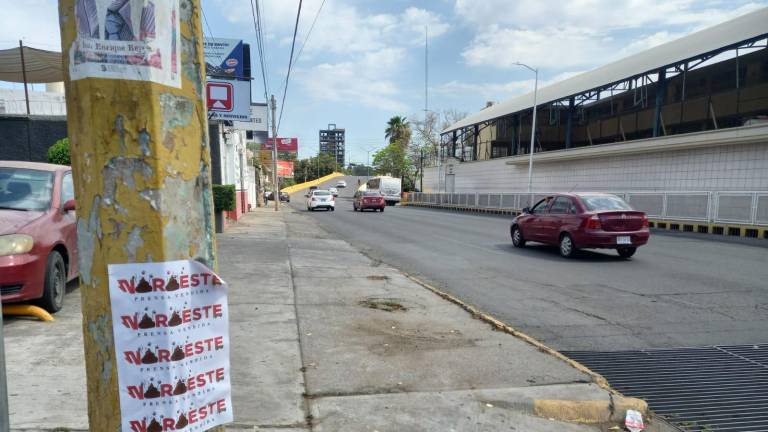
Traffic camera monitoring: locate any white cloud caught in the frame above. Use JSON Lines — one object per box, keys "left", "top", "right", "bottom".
{"left": 455, "top": 0, "right": 767, "bottom": 71}
{"left": 0, "top": 0, "right": 61, "bottom": 50}
{"left": 435, "top": 71, "right": 584, "bottom": 102}
{"left": 296, "top": 48, "right": 409, "bottom": 112}
{"left": 462, "top": 26, "right": 609, "bottom": 69}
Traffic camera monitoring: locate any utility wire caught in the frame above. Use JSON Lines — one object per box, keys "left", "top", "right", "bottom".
{"left": 276, "top": 0, "right": 303, "bottom": 136}
{"left": 275, "top": 0, "right": 326, "bottom": 100}
{"left": 250, "top": 0, "right": 271, "bottom": 129}
{"left": 201, "top": 7, "right": 216, "bottom": 41}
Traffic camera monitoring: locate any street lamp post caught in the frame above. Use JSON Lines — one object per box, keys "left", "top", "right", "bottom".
{"left": 513, "top": 62, "right": 539, "bottom": 194}
{"left": 366, "top": 147, "right": 378, "bottom": 179}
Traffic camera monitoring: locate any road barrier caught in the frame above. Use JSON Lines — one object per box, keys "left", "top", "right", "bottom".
{"left": 281, "top": 172, "right": 345, "bottom": 195}
{"left": 404, "top": 191, "right": 768, "bottom": 239}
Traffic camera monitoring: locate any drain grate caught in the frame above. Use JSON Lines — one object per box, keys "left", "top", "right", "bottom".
{"left": 563, "top": 344, "right": 768, "bottom": 432}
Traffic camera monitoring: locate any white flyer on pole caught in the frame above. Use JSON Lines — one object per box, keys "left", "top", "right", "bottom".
{"left": 69, "top": 0, "right": 181, "bottom": 88}
{"left": 108, "top": 259, "right": 233, "bottom": 432}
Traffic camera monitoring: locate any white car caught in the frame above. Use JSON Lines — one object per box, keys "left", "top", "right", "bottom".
{"left": 336, "top": 180, "right": 347, "bottom": 188}
{"left": 329, "top": 187, "right": 339, "bottom": 197}
{"left": 307, "top": 190, "right": 335, "bottom": 211}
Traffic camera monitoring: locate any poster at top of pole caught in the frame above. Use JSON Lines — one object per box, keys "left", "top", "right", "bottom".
{"left": 264, "top": 138, "right": 298, "bottom": 153}
{"left": 68, "top": 0, "right": 181, "bottom": 88}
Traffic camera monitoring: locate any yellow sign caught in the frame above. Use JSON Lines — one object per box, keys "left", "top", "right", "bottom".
{"left": 259, "top": 150, "right": 273, "bottom": 165}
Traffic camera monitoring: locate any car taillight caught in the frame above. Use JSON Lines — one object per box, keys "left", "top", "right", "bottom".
{"left": 642, "top": 215, "right": 649, "bottom": 228}
{"left": 586, "top": 215, "right": 602, "bottom": 230}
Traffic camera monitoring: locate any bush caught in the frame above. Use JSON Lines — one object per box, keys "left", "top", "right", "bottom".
{"left": 212, "top": 184, "right": 236, "bottom": 212}
{"left": 47, "top": 138, "right": 71, "bottom": 165}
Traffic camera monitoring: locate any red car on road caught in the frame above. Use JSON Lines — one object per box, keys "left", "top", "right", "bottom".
{"left": 0, "top": 161, "right": 78, "bottom": 312}
{"left": 353, "top": 190, "right": 386, "bottom": 212}
{"left": 510, "top": 193, "right": 649, "bottom": 258}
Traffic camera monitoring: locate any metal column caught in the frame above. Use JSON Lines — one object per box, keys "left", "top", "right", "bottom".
{"left": 653, "top": 68, "right": 667, "bottom": 137}
{"left": 565, "top": 97, "right": 574, "bottom": 149}
{"left": 473, "top": 124, "right": 478, "bottom": 161}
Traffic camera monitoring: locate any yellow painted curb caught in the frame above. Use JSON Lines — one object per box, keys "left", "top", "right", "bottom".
{"left": 2, "top": 304, "right": 55, "bottom": 321}
{"left": 281, "top": 172, "right": 345, "bottom": 195}
{"left": 534, "top": 397, "right": 648, "bottom": 424}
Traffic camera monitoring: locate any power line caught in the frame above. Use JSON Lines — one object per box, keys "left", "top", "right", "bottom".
{"left": 274, "top": 0, "right": 326, "bottom": 101}
{"left": 201, "top": 7, "right": 216, "bottom": 41}
{"left": 249, "top": 0, "right": 271, "bottom": 127}
{"left": 276, "top": 0, "right": 303, "bottom": 136}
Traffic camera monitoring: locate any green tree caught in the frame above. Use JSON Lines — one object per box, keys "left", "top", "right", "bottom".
{"left": 372, "top": 142, "right": 409, "bottom": 179}
{"left": 47, "top": 138, "right": 71, "bottom": 165}
{"left": 385, "top": 116, "right": 411, "bottom": 147}
{"left": 293, "top": 153, "right": 337, "bottom": 183}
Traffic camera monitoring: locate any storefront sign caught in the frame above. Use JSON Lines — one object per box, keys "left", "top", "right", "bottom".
{"left": 207, "top": 79, "right": 251, "bottom": 121}
{"left": 108, "top": 260, "right": 232, "bottom": 432}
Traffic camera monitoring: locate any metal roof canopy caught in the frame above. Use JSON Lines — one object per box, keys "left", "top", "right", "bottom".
{"left": 443, "top": 7, "right": 768, "bottom": 134}
{"left": 0, "top": 45, "right": 63, "bottom": 84}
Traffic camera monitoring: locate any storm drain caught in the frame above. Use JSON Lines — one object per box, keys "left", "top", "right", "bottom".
{"left": 563, "top": 344, "right": 768, "bottom": 432}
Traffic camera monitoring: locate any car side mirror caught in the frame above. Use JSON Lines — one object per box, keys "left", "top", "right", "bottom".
{"left": 522, "top": 207, "right": 530, "bottom": 214}
{"left": 63, "top": 199, "right": 76, "bottom": 212}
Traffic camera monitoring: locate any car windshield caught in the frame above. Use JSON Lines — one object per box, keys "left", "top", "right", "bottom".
{"left": 580, "top": 195, "right": 632, "bottom": 211}
{"left": 0, "top": 168, "right": 54, "bottom": 211}
{"left": 313, "top": 191, "right": 331, "bottom": 196}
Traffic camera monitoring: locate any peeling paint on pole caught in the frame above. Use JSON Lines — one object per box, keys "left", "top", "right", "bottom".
{"left": 59, "top": 0, "right": 216, "bottom": 429}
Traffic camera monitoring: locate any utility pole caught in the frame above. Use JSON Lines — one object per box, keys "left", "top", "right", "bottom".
{"left": 0, "top": 297, "right": 8, "bottom": 432}
{"left": 271, "top": 95, "right": 279, "bottom": 211}
{"left": 59, "top": 1, "right": 217, "bottom": 430}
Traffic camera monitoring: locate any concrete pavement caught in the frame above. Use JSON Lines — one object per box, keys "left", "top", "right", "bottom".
{"left": 293, "top": 176, "right": 768, "bottom": 352}
{"left": 3, "top": 204, "right": 666, "bottom": 431}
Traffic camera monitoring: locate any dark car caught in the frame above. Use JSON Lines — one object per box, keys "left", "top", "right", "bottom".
{"left": 353, "top": 190, "right": 386, "bottom": 212}
{"left": 0, "top": 161, "right": 78, "bottom": 312}
{"left": 510, "top": 193, "right": 649, "bottom": 259}
{"left": 265, "top": 191, "right": 290, "bottom": 202}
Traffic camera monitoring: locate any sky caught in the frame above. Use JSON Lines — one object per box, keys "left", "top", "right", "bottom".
{"left": 1, "top": 0, "right": 766, "bottom": 163}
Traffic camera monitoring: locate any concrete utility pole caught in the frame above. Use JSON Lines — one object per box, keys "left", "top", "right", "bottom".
{"left": 271, "top": 95, "right": 279, "bottom": 211}
{"left": 513, "top": 62, "right": 539, "bottom": 194}
{"left": 59, "top": 1, "right": 216, "bottom": 430}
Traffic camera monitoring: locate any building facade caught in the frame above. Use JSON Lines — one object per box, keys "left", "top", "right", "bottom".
{"left": 319, "top": 124, "right": 345, "bottom": 168}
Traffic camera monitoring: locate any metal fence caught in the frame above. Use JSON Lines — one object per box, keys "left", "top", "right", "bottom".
{"left": 406, "top": 191, "right": 768, "bottom": 226}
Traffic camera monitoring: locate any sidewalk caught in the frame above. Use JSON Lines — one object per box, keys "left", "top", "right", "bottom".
{"left": 4, "top": 205, "right": 656, "bottom": 431}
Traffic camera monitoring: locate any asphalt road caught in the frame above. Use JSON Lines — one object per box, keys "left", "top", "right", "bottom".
{"left": 290, "top": 176, "right": 768, "bottom": 351}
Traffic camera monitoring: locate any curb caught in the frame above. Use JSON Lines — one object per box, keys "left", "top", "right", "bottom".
{"left": 402, "top": 272, "right": 649, "bottom": 425}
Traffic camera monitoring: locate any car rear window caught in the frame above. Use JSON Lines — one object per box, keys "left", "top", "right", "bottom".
{"left": 313, "top": 191, "right": 331, "bottom": 196}
{"left": 580, "top": 195, "right": 632, "bottom": 211}
{"left": 363, "top": 192, "right": 381, "bottom": 197}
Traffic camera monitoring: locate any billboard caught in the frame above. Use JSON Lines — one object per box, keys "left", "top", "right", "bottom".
{"left": 207, "top": 79, "right": 251, "bottom": 121}
{"left": 204, "top": 38, "right": 245, "bottom": 79}
{"left": 277, "top": 160, "right": 294, "bottom": 177}
{"left": 264, "top": 137, "right": 298, "bottom": 152}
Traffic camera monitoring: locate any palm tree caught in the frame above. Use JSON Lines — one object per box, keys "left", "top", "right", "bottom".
{"left": 385, "top": 116, "right": 411, "bottom": 146}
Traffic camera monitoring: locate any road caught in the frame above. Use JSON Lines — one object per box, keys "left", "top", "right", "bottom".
{"left": 289, "top": 176, "right": 768, "bottom": 351}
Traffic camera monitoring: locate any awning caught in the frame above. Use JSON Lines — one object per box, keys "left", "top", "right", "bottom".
{"left": 0, "top": 45, "right": 63, "bottom": 83}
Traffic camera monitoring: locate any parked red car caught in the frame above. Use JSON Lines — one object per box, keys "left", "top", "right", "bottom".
{"left": 353, "top": 190, "right": 386, "bottom": 212}
{"left": 510, "top": 193, "right": 649, "bottom": 258}
{"left": 0, "top": 161, "right": 78, "bottom": 312}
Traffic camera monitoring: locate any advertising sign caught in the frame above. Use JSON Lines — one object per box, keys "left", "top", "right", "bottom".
{"left": 203, "top": 38, "right": 244, "bottom": 79}
{"left": 264, "top": 138, "right": 299, "bottom": 153}
{"left": 69, "top": 0, "right": 181, "bottom": 88}
{"left": 277, "top": 160, "right": 294, "bottom": 177}
{"left": 108, "top": 259, "right": 233, "bottom": 432}
{"left": 207, "top": 79, "right": 250, "bottom": 121}
{"left": 233, "top": 104, "right": 268, "bottom": 132}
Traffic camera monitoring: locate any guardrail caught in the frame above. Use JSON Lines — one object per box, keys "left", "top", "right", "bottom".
{"left": 406, "top": 191, "right": 768, "bottom": 227}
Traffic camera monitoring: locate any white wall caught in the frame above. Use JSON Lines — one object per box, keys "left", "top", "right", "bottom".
{"left": 424, "top": 141, "right": 768, "bottom": 193}
{"left": 0, "top": 88, "right": 66, "bottom": 116}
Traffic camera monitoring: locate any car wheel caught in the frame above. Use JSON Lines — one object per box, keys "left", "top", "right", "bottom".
{"left": 380, "top": 207, "right": 384, "bottom": 212}
{"left": 559, "top": 233, "right": 576, "bottom": 258}
{"left": 617, "top": 247, "right": 637, "bottom": 259}
{"left": 511, "top": 226, "right": 525, "bottom": 247}
{"left": 39, "top": 251, "right": 66, "bottom": 313}
{"left": 331, "top": 207, "right": 335, "bottom": 212}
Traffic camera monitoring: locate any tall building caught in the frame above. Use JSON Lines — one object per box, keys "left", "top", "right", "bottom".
{"left": 319, "top": 124, "right": 345, "bottom": 167}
